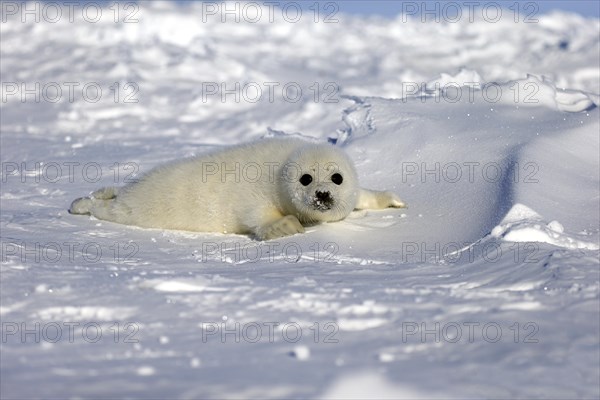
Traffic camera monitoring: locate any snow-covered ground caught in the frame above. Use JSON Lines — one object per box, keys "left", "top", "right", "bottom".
{"left": 1, "top": 2, "right": 599, "bottom": 399}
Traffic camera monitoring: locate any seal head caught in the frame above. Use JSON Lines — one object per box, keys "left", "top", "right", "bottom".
{"left": 279, "top": 143, "right": 359, "bottom": 224}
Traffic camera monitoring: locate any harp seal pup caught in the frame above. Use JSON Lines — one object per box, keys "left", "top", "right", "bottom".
{"left": 69, "top": 137, "right": 406, "bottom": 240}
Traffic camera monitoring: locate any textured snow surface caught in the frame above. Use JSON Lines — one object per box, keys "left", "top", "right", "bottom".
{"left": 1, "top": 2, "right": 599, "bottom": 399}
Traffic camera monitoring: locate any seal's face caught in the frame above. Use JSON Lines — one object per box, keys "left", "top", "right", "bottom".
{"left": 281, "top": 144, "right": 359, "bottom": 223}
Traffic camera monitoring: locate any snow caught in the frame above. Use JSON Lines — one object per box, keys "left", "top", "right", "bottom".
{"left": 1, "top": 2, "right": 599, "bottom": 399}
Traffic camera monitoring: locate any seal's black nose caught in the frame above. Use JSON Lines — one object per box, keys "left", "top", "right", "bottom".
{"left": 313, "top": 190, "right": 334, "bottom": 211}
{"left": 316, "top": 190, "right": 331, "bottom": 202}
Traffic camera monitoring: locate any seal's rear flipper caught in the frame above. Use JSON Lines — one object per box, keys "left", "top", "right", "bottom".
{"left": 91, "top": 187, "right": 119, "bottom": 200}
{"left": 70, "top": 187, "right": 119, "bottom": 215}
{"left": 69, "top": 197, "right": 93, "bottom": 215}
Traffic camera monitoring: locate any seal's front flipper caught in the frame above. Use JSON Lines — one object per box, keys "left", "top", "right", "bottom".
{"left": 355, "top": 189, "right": 406, "bottom": 210}
{"left": 255, "top": 215, "right": 305, "bottom": 241}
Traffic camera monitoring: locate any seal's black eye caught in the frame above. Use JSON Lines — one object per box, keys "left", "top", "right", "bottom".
{"left": 331, "top": 173, "right": 343, "bottom": 185}
{"left": 300, "top": 174, "right": 313, "bottom": 186}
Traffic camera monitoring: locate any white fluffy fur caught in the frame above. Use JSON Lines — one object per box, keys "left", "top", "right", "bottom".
{"left": 70, "top": 138, "right": 405, "bottom": 240}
